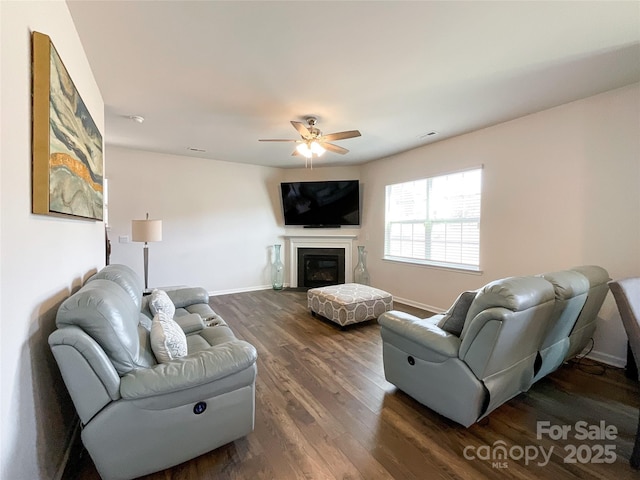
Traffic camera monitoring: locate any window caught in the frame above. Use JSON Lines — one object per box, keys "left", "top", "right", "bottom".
{"left": 384, "top": 167, "right": 482, "bottom": 271}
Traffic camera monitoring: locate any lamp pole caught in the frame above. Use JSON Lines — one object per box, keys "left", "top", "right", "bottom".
{"left": 131, "top": 212, "right": 163, "bottom": 292}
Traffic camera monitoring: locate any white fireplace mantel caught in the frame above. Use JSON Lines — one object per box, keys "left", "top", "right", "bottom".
{"left": 284, "top": 234, "right": 357, "bottom": 287}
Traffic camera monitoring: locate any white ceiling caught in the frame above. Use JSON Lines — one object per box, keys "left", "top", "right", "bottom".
{"left": 67, "top": 1, "right": 640, "bottom": 169}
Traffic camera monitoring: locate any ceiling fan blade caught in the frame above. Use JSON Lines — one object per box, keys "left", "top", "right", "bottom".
{"left": 322, "top": 142, "right": 349, "bottom": 155}
{"left": 322, "top": 130, "right": 361, "bottom": 142}
{"left": 258, "top": 139, "right": 298, "bottom": 142}
{"left": 291, "top": 121, "right": 311, "bottom": 138}
{"left": 291, "top": 149, "right": 301, "bottom": 156}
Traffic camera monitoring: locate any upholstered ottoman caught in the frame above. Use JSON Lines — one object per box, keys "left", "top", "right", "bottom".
{"left": 307, "top": 283, "right": 393, "bottom": 327}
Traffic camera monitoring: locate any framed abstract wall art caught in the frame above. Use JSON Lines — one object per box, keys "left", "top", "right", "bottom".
{"left": 32, "top": 31, "right": 103, "bottom": 221}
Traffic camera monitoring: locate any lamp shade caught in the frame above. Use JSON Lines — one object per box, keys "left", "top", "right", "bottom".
{"left": 132, "top": 219, "right": 162, "bottom": 242}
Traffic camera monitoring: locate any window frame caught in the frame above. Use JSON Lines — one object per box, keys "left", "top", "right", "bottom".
{"left": 383, "top": 166, "right": 483, "bottom": 273}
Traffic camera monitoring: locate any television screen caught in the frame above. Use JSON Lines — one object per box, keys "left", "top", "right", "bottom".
{"left": 280, "top": 180, "right": 360, "bottom": 227}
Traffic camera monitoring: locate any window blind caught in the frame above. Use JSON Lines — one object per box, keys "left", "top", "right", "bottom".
{"left": 384, "top": 168, "right": 482, "bottom": 270}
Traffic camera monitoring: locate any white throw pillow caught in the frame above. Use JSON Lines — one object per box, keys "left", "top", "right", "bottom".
{"left": 149, "top": 289, "right": 176, "bottom": 318}
{"left": 150, "top": 311, "right": 187, "bottom": 363}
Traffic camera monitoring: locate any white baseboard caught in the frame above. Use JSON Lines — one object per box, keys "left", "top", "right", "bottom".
{"left": 209, "top": 284, "right": 279, "bottom": 296}
{"left": 585, "top": 349, "right": 626, "bottom": 368}
{"left": 392, "top": 296, "right": 445, "bottom": 315}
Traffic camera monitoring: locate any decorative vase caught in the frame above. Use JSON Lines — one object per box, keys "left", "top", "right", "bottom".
{"left": 271, "top": 244, "right": 284, "bottom": 290}
{"left": 354, "top": 245, "right": 370, "bottom": 285}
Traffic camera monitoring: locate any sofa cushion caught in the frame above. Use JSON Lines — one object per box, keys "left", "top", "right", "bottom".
{"left": 149, "top": 289, "right": 176, "bottom": 318}
{"left": 187, "top": 324, "right": 237, "bottom": 353}
{"left": 461, "top": 276, "right": 555, "bottom": 340}
{"left": 537, "top": 270, "right": 589, "bottom": 347}
{"left": 87, "top": 264, "right": 144, "bottom": 310}
{"left": 151, "top": 311, "right": 188, "bottom": 363}
{"left": 56, "top": 279, "right": 156, "bottom": 374}
{"left": 437, "top": 290, "right": 477, "bottom": 336}
{"left": 173, "top": 313, "right": 205, "bottom": 335}
{"left": 465, "top": 276, "right": 554, "bottom": 318}
{"left": 165, "top": 287, "right": 209, "bottom": 309}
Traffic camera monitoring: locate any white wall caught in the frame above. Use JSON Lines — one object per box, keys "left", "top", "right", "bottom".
{"left": 0, "top": 2, "right": 105, "bottom": 479}
{"left": 106, "top": 146, "right": 285, "bottom": 293}
{"left": 360, "top": 83, "right": 640, "bottom": 367}
{"left": 106, "top": 151, "right": 364, "bottom": 291}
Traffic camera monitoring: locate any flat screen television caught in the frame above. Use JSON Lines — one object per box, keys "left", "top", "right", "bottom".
{"left": 280, "top": 180, "right": 360, "bottom": 227}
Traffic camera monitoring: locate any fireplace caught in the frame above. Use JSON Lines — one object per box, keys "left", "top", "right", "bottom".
{"left": 297, "top": 248, "right": 345, "bottom": 288}
{"left": 285, "top": 234, "right": 356, "bottom": 287}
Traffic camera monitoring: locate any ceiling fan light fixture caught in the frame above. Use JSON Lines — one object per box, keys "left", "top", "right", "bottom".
{"left": 260, "top": 118, "right": 359, "bottom": 165}
{"left": 310, "top": 141, "right": 326, "bottom": 156}
{"left": 296, "top": 143, "right": 312, "bottom": 158}
{"left": 296, "top": 141, "right": 325, "bottom": 158}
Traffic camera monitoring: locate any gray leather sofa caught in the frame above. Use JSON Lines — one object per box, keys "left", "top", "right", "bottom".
{"left": 378, "top": 266, "right": 609, "bottom": 427}
{"left": 564, "top": 265, "right": 611, "bottom": 360}
{"left": 49, "top": 264, "right": 257, "bottom": 480}
{"left": 532, "top": 270, "right": 590, "bottom": 382}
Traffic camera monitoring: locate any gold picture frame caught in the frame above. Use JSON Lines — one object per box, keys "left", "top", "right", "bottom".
{"left": 32, "top": 31, "right": 103, "bottom": 221}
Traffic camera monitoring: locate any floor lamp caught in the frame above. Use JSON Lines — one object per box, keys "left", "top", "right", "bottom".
{"left": 132, "top": 213, "right": 162, "bottom": 291}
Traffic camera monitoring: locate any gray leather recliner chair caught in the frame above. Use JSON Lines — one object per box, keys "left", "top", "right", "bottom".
{"left": 49, "top": 265, "right": 257, "bottom": 480}
{"left": 379, "top": 276, "right": 557, "bottom": 427}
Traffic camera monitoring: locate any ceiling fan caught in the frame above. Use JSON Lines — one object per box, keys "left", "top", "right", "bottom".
{"left": 259, "top": 117, "right": 361, "bottom": 167}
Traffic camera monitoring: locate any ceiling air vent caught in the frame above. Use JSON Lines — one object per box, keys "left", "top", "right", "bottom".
{"left": 419, "top": 131, "right": 438, "bottom": 139}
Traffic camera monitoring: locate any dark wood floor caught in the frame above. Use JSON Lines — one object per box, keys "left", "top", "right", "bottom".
{"left": 72, "top": 289, "right": 640, "bottom": 479}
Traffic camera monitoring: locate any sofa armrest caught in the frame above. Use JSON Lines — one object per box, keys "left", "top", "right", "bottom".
{"left": 164, "top": 287, "right": 209, "bottom": 309}
{"left": 49, "top": 326, "right": 121, "bottom": 424}
{"left": 378, "top": 311, "right": 460, "bottom": 358}
{"left": 119, "top": 340, "right": 257, "bottom": 399}
{"left": 173, "top": 313, "right": 205, "bottom": 334}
